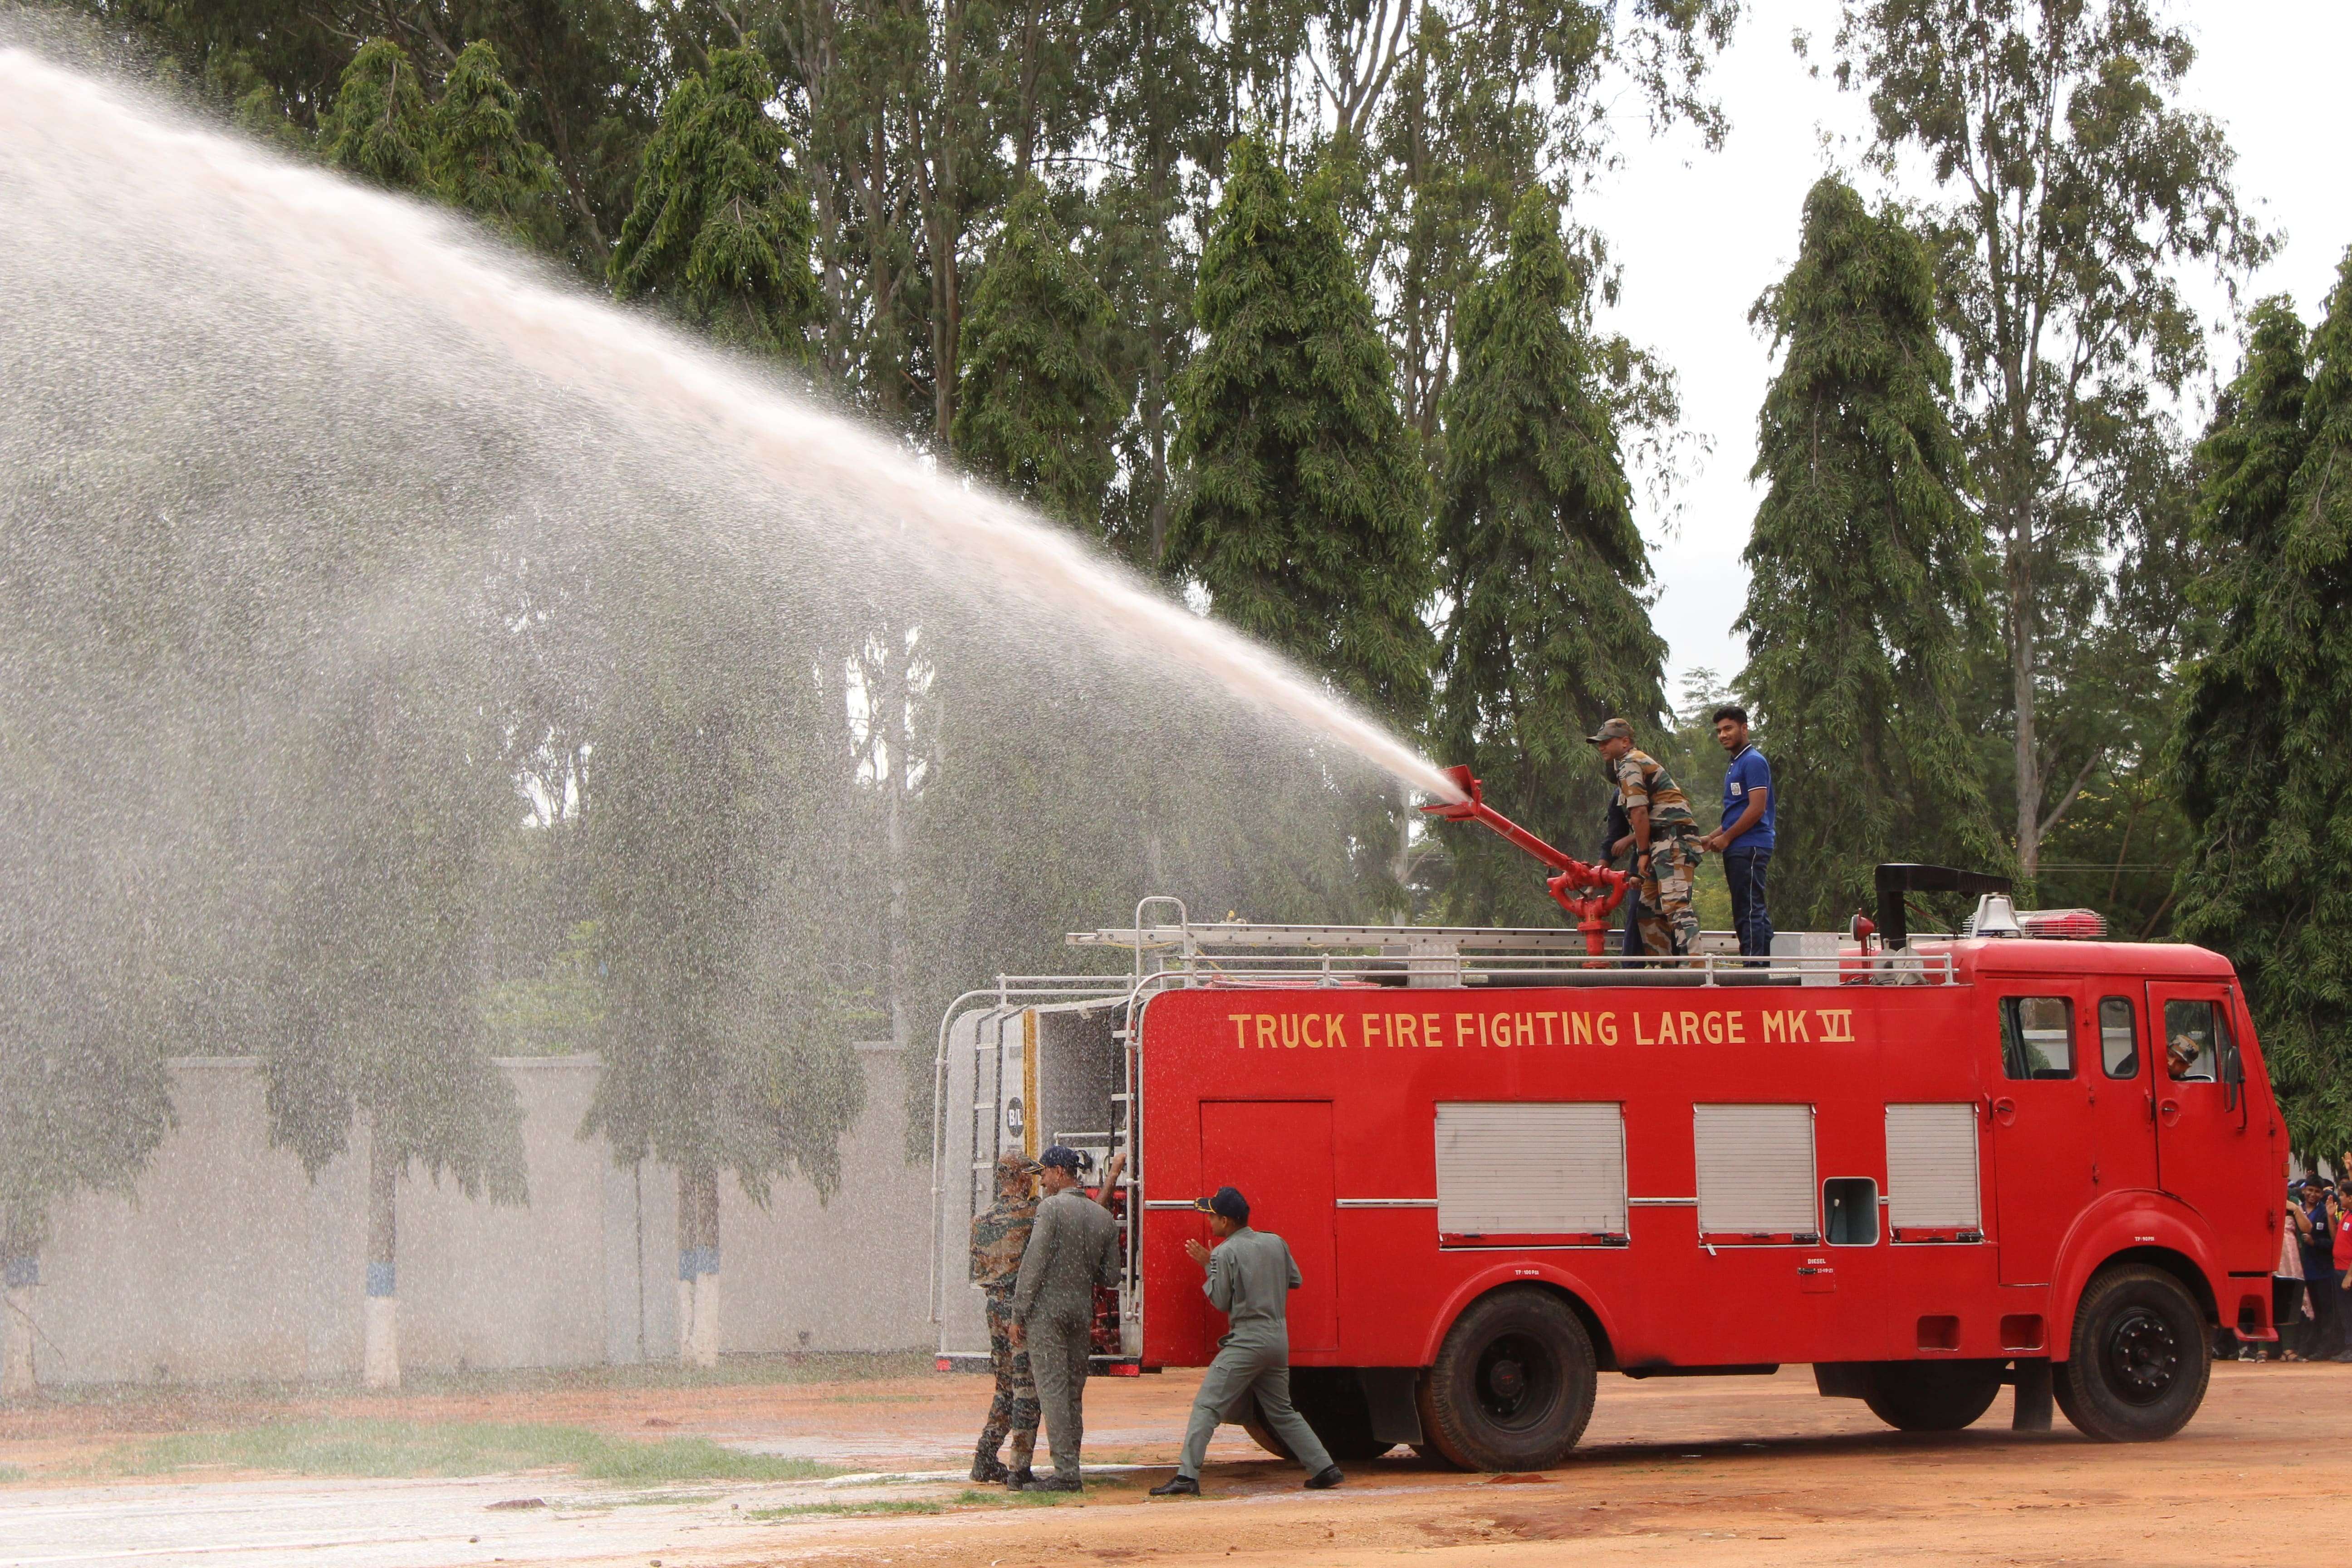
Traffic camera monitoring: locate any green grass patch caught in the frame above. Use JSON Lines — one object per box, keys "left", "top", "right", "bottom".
{"left": 949, "top": 1487, "right": 1070, "bottom": 1507}
{"left": 603, "top": 1490, "right": 720, "bottom": 1507}
{"left": 0, "top": 1464, "right": 26, "bottom": 1484}
{"left": 748, "top": 1500, "right": 946, "bottom": 1520}
{"left": 102, "top": 1421, "right": 838, "bottom": 1484}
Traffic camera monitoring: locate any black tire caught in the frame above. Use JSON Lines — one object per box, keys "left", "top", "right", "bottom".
{"left": 1858, "top": 1360, "right": 2005, "bottom": 1432}
{"left": 1238, "top": 1370, "right": 1395, "bottom": 1462}
{"left": 2054, "top": 1264, "right": 2211, "bottom": 1442}
{"left": 1416, "top": 1286, "right": 1597, "bottom": 1472}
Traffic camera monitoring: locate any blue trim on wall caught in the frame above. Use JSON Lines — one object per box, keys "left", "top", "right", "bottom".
{"left": 2, "top": 1256, "right": 36, "bottom": 1289}
{"left": 365, "top": 1261, "right": 397, "bottom": 1298}
{"left": 677, "top": 1245, "right": 720, "bottom": 1282}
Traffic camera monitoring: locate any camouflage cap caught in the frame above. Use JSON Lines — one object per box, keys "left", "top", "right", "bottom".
{"left": 994, "top": 1150, "right": 1041, "bottom": 1181}
{"left": 1586, "top": 717, "right": 1635, "bottom": 745}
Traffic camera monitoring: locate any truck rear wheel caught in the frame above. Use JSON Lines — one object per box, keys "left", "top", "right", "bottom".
{"left": 1238, "top": 1370, "right": 1395, "bottom": 1463}
{"left": 2053, "top": 1264, "right": 2210, "bottom": 1442}
{"left": 1859, "top": 1361, "right": 2004, "bottom": 1431}
{"left": 1415, "top": 1286, "right": 1596, "bottom": 1472}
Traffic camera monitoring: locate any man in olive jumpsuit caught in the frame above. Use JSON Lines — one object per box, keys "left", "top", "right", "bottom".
{"left": 1010, "top": 1145, "right": 1120, "bottom": 1491}
{"left": 968, "top": 1151, "right": 1042, "bottom": 1484}
{"left": 1149, "top": 1187, "right": 1343, "bottom": 1496}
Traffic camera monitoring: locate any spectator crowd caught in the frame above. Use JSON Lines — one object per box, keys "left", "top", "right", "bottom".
{"left": 2260, "top": 1175, "right": 2352, "bottom": 1362}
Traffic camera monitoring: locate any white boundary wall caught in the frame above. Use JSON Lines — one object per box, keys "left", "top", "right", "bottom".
{"left": 24, "top": 1043, "right": 929, "bottom": 1386}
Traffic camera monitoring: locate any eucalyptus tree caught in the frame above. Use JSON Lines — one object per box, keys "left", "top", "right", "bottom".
{"left": 1836, "top": 0, "right": 2270, "bottom": 882}
{"left": 2173, "top": 273, "right": 2352, "bottom": 1160}
{"left": 1434, "top": 190, "right": 1665, "bottom": 923}
{"left": 1738, "top": 178, "right": 1999, "bottom": 927}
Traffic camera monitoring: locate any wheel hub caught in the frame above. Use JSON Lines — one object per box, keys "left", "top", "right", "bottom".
{"left": 1474, "top": 1331, "right": 1557, "bottom": 1427}
{"left": 2102, "top": 1305, "right": 2179, "bottom": 1406}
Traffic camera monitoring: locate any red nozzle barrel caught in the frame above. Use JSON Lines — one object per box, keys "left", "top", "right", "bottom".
{"left": 1421, "top": 768, "right": 1632, "bottom": 943}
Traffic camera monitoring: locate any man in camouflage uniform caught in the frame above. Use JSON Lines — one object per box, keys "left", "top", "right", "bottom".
{"left": 1589, "top": 717, "right": 1701, "bottom": 956}
{"left": 970, "top": 1151, "right": 1042, "bottom": 1484}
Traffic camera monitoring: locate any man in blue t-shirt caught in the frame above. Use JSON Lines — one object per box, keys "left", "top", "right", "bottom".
{"left": 1699, "top": 705, "right": 1774, "bottom": 958}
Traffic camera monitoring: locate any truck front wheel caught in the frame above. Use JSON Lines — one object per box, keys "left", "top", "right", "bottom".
{"left": 2053, "top": 1264, "right": 2210, "bottom": 1442}
{"left": 1415, "top": 1286, "right": 1597, "bottom": 1471}
{"left": 1858, "top": 1361, "right": 2004, "bottom": 1431}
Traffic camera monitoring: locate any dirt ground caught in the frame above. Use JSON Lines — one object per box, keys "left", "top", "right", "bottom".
{"left": 3, "top": 1357, "right": 2346, "bottom": 1567}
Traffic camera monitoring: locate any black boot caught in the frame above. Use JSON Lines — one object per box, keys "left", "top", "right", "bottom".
{"left": 970, "top": 1443, "right": 1009, "bottom": 1484}
{"left": 1027, "top": 1473, "right": 1084, "bottom": 1492}
{"left": 1304, "top": 1465, "right": 1344, "bottom": 1490}
{"left": 1004, "top": 1465, "right": 1038, "bottom": 1490}
{"left": 1148, "top": 1474, "right": 1200, "bottom": 1497}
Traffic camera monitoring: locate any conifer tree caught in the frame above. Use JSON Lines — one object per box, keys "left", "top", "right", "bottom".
{"left": 318, "top": 39, "right": 429, "bottom": 190}
{"left": 952, "top": 184, "right": 1121, "bottom": 530}
{"left": 1737, "top": 178, "right": 1998, "bottom": 928}
{"left": 425, "top": 42, "right": 564, "bottom": 253}
{"left": 1167, "top": 138, "right": 1434, "bottom": 726}
{"left": 1433, "top": 190, "right": 1666, "bottom": 922}
{"left": 608, "top": 49, "right": 821, "bottom": 360}
{"left": 2173, "top": 267, "right": 2352, "bottom": 1158}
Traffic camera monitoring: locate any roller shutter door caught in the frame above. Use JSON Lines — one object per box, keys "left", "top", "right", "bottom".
{"left": 1435, "top": 1102, "right": 1626, "bottom": 1240}
{"left": 1693, "top": 1103, "right": 1817, "bottom": 1238}
{"left": 1885, "top": 1103, "right": 1982, "bottom": 1234}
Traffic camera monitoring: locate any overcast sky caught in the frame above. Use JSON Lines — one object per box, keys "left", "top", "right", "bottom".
{"left": 1573, "top": 0, "right": 2352, "bottom": 704}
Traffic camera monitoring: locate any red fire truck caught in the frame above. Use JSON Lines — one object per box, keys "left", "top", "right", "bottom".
{"left": 931, "top": 791, "right": 2283, "bottom": 1468}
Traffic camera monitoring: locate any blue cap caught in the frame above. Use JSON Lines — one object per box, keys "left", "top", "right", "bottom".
{"left": 1193, "top": 1186, "right": 1249, "bottom": 1223}
{"left": 1039, "top": 1145, "right": 1088, "bottom": 1173}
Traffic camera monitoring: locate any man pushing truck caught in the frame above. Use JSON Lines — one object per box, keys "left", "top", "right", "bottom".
{"left": 1150, "top": 1186, "right": 1344, "bottom": 1497}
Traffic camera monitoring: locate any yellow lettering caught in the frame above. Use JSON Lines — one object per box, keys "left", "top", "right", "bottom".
{"left": 1787, "top": 1010, "right": 1810, "bottom": 1043}
{"left": 1363, "top": 1011, "right": 1386, "bottom": 1048}
{"left": 1303, "top": 1014, "right": 1324, "bottom": 1049}
{"left": 1681, "top": 1011, "right": 1701, "bottom": 1044}
{"left": 1818, "top": 1009, "right": 1856, "bottom": 1044}
{"left": 1396, "top": 1012, "right": 1418, "bottom": 1048}
{"left": 1637, "top": 1012, "right": 1658, "bottom": 1046}
{"left": 1726, "top": 1013, "right": 1746, "bottom": 1045}
{"left": 1326, "top": 1013, "right": 1347, "bottom": 1049}
{"left": 1426, "top": 1012, "right": 1443, "bottom": 1048}
{"left": 1540, "top": 1012, "right": 1559, "bottom": 1047}
{"left": 1703, "top": 1012, "right": 1725, "bottom": 1046}
{"left": 1598, "top": 1011, "right": 1619, "bottom": 1047}
{"left": 1279, "top": 1013, "right": 1299, "bottom": 1048}
{"left": 1516, "top": 1013, "right": 1535, "bottom": 1048}
{"left": 1764, "top": 1012, "right": 1787, "bottom": 1044}
{"left": 1570, "top": 1012, "right": 1592, "bottom": 1046}
{"left": 1229, "top": 1014, "right": 1251, "bottom": 1049}
{"left": 1256, "top": 1014, "right": 1276, "bottom": 1049}
{"left": 1455, "top": 1014, "right": 1476, "bottom": 1049}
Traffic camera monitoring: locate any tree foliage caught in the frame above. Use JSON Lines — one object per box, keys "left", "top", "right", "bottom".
{"left": 1739, "top": 177, "right": 2000, "bottom": 927}
{"left": 2172, "top": 269, "right": 2352, "bottom": 1158}
{"left": 609, "top": 49, "right": 821, "bottom": 360}
{"left": 319, "top": 37, "right": 429, "bottom": 190}
{"left": 953, "top": 184, "right": 1120, "bottom": 530}
{"left": 1433, "top": 189, "right": 1664, "bottom": 923}
{"left": 425, "top": 41, "right": 564, "bottom": 250}
{"left": 1168, "top": 137, "right": 1434, "bottom": 727}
